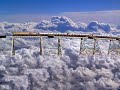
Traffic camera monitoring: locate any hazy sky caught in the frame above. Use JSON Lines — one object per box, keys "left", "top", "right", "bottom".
{"left": 0, "top": 0, "right": 119, "bottom": 15}
{"left": 0, "top": 0, "right": 120, "bottom": 23}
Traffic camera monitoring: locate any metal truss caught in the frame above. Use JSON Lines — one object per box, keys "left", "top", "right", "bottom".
{"left": 79, "top": 38, "right": 101, "bottom": 55}
{"left": 11, "top": 32, "right": 120, "bottom": 56}
{"left": 0, "top": 32, "right": 120, "bottom": 56}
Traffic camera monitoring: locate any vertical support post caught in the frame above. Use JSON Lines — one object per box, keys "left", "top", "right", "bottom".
{"left": 40, "top": 37, "right": 43, "bottom": 55}
{"left": 0, "top": 38, "right": 2, "bottom": 50}
{"left": 12, "top": 36, "right": 15, "bottom": 55}
{"left": 116, "top": 40, "right": 120, "bottom": 54}
{"left": 108, "top": 39, "right": 112, "bottom": 55}
{"left": 58, "top": 37, "right": 62, "bottom": 55}
{"left": 118, "top": 40, "right": 120, "bottom": 54}
{"left": 79, "top": 38, "right": 83, "bottom": 55}
{"left": 93, "top": 38, "right": 97, "bottom": 55}
{"left": 118, "top": 40, "right": 120, "bottom": 47}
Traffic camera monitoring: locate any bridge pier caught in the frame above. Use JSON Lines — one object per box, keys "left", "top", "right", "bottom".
{"left": 118, "top": 40, "right": 120, "bottom": 54}
{"left": 108, "top": 39, "right": 120, "bottom": 55}
{"left": 79, "top": 38, "right": 101, "bottom": 55}
{"left": 108, "top": 39, "right": 112, "bottom": 55}
{"left": 40, "top": 37, "right": 43, "bottom": 55}
{"left": 108, "top": 39, "right": 117, "bottom": 55}
{"left": 58, "top": 37, "right": 62, "bottom": 55}
{"left": 12, "top": 37, "right": 15, "bottom": 55}
{"left": 0, "top": 38, "right": 2, "bottom": 50}
{"left": 93, "top": 39, "right": 101, "bottom": 55}
{"left": 93, "top": 39, "right": 96, "bottom": 55}
{"left": 79, "top": 38, "right": 84, "bottom": 55}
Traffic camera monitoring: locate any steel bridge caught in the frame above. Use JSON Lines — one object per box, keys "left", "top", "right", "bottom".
{"left": 0, "top": 32, "right": 120, "bottom": 56}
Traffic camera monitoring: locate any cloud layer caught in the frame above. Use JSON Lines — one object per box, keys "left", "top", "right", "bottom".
{"left": 0, "top": 16, "right": 119, "bottom": 34}
{"left": 0, "top": 16, "right": 120, "bottom": 90}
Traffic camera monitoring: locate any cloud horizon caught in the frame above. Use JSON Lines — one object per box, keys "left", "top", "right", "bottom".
{"left": 0, "top": 10, "right": 120, "bottom": 25}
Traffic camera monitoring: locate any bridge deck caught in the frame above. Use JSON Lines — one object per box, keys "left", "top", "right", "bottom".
{"left": 13, "top": 32, "right": 120, "bottom": 40}
{"left": 0, "top": 32, "right": 119, "bottom": 56}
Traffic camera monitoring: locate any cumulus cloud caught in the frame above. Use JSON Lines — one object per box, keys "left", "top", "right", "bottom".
{"left": 35, "top": 16, "right": 79, "bottom": 32}
{"left": 0, "top": 16, "right": 119, "bottom": 34}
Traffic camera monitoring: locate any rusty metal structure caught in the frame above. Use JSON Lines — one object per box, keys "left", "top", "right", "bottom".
{"left": 11, "top": 32, "right": 120, "bottom": 56}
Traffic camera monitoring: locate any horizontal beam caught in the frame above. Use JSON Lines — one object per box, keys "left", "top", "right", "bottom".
{"left": 13, "top": 32, "right": 120, "bottom": 40}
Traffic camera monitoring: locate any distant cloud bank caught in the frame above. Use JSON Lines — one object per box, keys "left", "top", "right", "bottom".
{"left": 61, "top": 10, "right": 120, "bottom": 25}
{"left": 0, "top": 16, "right": 119, "bottom": 34}
{"left": 0, "top": 10, "right": 120, "bottom": 25}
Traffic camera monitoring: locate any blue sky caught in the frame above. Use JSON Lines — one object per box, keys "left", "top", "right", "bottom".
{"left": 0, "top": 0, "right": 120, "bottom": 15}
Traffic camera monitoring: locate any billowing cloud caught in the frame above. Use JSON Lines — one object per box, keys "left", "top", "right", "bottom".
{"left": 0, "top": 16, "right": 119, "bottom": 34}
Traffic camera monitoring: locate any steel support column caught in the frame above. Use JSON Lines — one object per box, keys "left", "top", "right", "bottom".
{"left": 12, "top": 37, "right": 15, "bottom": 55}
{"left": 40, "top": 37, "right": 43, "bottom": 55}
{"left": 79, "top": 38, "right": 84, "bottom": 55}
{"left": 79, "top": 38, "right": 87, "bottom": 55}
{"left": 93, "top": 39, "right": 97, "bottom": 55}
{"left": 118, "top": 40, "right": 120, "bottom": 54}
{"left": 58, "top": 37, "right": 62, "bottom": 55}
{"left": 108, "top": 39, "right": 112, "bottom": 55}
{"left": 0, "top": 38, "right": 2, "bottom": 50}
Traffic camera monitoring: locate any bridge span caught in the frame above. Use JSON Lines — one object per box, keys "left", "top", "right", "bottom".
{"left": 11, "top": 32, "right": 120, "bottom": 56}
